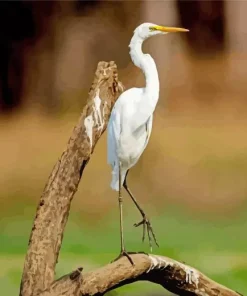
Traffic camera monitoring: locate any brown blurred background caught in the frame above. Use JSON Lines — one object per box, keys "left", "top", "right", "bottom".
{"left": 1, "top": 0, "right": 247, "bottom": 214}
{"left": 0, "top": 1, "right": 247, "bottom": 294}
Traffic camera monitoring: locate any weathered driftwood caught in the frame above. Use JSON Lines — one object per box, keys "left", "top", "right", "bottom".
{"left": 20, "top": 61, "right": 123, "bottom": 296}
{"left": 37, "top": 254, "right": 240, "bottom": 296}
{"left": 20, "top": 61, "right": 241, "bottom": 296}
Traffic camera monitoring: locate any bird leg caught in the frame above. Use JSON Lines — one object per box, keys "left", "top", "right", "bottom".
{"left": 112, "top": 163, "right": 134, "bottom": 265}
{"left": 123, "top": 170, "right": 159, "bottom": 252}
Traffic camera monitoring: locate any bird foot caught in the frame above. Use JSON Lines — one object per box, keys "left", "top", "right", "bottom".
{"left": 111, "top": 250, "right": 142, "bottom": 265}
{"left": 134, "top": 216, "right": 159, "bottom": 251}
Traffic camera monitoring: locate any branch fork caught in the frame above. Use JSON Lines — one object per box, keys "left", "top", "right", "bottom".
{"left": 19, "top": 61, "right": 241, "bottom": 296}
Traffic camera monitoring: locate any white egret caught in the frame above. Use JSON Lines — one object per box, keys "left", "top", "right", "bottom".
{"left": 107, "top": 23, "right": 189, "bottom": 263}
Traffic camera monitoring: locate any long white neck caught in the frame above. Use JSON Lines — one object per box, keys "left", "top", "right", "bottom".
{"left": 129, "top": 33, "right": 160, "bottom": 111}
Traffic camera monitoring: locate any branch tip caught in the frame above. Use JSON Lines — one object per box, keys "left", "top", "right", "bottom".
{"left": 70, "top": 268, "right": 83, "bottom": 281}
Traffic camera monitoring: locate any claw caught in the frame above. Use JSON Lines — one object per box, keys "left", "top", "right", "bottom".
{"left": 111, "top": 250, "right": 135, "bottom": 265}
{"left": 134, "top": 216, "right": 159, "bottom": 251}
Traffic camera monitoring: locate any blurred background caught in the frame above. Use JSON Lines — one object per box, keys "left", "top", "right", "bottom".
{"left": 0, "top": 0, "right": 246, "bottom": 295}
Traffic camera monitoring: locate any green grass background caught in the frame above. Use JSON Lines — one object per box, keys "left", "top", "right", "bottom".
{"left": 1, "top": 203, "right": 246, "bottom": 295}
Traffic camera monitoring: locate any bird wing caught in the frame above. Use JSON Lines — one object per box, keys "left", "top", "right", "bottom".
{"left": 107, "top": 87, "right": 153, "bottom": 167}
{"left": 143, "top": 114, "right": 153, "bottom": 150}
{"left": 107, "top": 106, "right": 121, "bottom": 167}
{"left": 118, "top": 88, "right": 154, "bottom": 133}
{"left": 131, "top": 114, "right": 153, "bottom": 158}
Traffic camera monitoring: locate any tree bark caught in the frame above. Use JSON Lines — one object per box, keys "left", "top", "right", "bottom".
{"left": 19, "top": 61, "right": 123, "bottom": 296}
{"left": 20, "top": 61, "right": 241, "bottom": 296}
{"left": 37, "top": 254, "right": 240, "bottom": 296}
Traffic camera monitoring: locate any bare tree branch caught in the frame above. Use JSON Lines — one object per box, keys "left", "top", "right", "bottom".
{"left": 20, "top": 61, "right": 241, "bottom": 296}
{"left": 20, "top": 61, "right": 123, "bottom": 296}
{"left": 37, "top": 254, "right": 240, "bottom": 296}
{"left": 36, "top": 268, "right": 83, "bottom": 296}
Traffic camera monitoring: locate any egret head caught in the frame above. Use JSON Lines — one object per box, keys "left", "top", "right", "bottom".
{"left": 134, "top": 22, "right": 189, "bottom": 40}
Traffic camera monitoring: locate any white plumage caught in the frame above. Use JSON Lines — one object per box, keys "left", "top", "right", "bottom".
{"left": 108, "top": 23, "right": 162, "bottom": 190}
{"left": 108, "top": 88, "right": 153, "bottom": 190}
{"left": 107, "top": 23, "right": 188, "bottom": 261}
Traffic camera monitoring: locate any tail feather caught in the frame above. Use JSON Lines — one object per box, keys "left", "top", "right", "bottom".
{"left": 111, "top": 167, "right": 127, "bottom": 191}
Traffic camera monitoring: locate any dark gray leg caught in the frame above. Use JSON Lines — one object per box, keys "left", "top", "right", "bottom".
{"left": 112, "top": 163, "right": 134, "bottom": 265}
{"left": 123, "top": 170, "right": 159, "bottom": 251}
{"left": 118, "top": 162, "right": 124, "bottom": 252}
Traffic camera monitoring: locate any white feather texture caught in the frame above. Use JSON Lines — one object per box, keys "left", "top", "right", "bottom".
{"left": 107, "top": 23, "right": 168, "bottom": 191}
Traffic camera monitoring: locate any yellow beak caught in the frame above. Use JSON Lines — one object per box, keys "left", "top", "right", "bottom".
{"left": 154, "top": 25, "right": 189, "bottom": 33}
